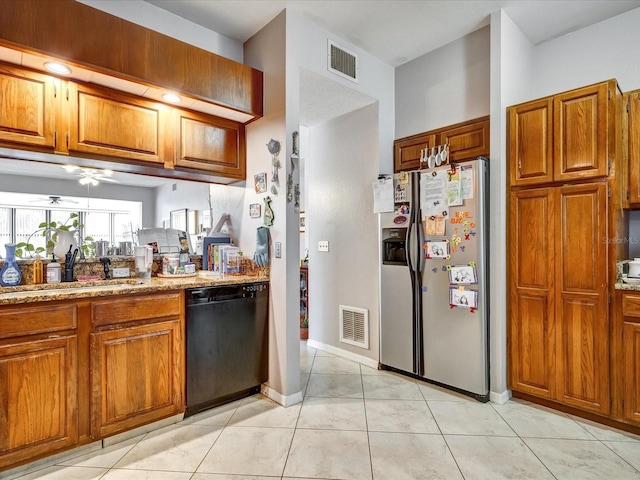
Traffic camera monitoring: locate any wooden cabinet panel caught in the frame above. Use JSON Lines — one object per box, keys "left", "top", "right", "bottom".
{"left": 508, "top": 98, "right": 554, "bottom": 186}
{"left": 91, "top": 291, "right": 182, "bottom": 327}
{"left": 623, "top": 294, "right": 640, "bottom": 320}
{"left": 91, "top": 319, "right": 182, "bottom": 439}
{"left": 554, "top": 83, "right": 610, "bottom": 182}
{"left": 438, "top": 117, "right": 490, "bottom": 163}
{"left": 0, "top": 303, "right": 76, "bottom": 339}
{"left": 623, "top": 322, "right": 640, "bottom": 424}
{"left": 394, "top": 133, "right": 437, "bottom": 172}
{"left": 628, "top": 90, "right": 640, "bottom": 205}
{"left": 508, "top": 188, "right": 556, "bottom": 398}
{"left": 0, "top": 62, "right": 56, "bottom": 150}
{"left": 67, "top": 82, "right": 169, "bottom": 165}
{"left": 556, "top": 183, "right": 609, "bottom": 414}
{"left": 0, "top": 335, "right": 78, "bottom": 468}
{"left": 174, "top": 109, "right": 246, "bottom": 180}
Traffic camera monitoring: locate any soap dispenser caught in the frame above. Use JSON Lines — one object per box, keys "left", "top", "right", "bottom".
{"left": 47, "top": 254, "right": 61, "bottom": 284}
{"left": 0, "top": 243, "right": 22, "bottom": 287}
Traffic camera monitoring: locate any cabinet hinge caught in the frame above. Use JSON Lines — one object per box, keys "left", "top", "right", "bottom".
{"left": 609, "top": 293, "right": 612, "bottom": 304}
{"left": 622, "top": 399, "right": 625, "bottom": 409}
{"left": 53, "top": 130, "right": 57, "bottom": 149}
{"left": 608, "top": 88, "right": 612, "bottom": 100}
{"left": 608, "top": 186, "right": 611, "bottom": 198}
{"left": 66, "top": 87, "right": 69, "bottom": 101}
{"left": 53, "top": 84, "right": 57, "bottom": 98}
{"left": 610, "top": 397, "right": 613, "bottom": 409}
{"left": 608, "top": 158, "right": 612, "bottom": 175}
{"left": 66, "top": 132, "right": 69, "bottom": 148}
{"left": 628, "top": 100, "right": 631, "bottom": 114}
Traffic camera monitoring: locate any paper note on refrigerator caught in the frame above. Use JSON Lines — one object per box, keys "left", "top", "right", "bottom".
{"left": 373, "top": 176, "right": 394, "bottom": 213}
{"left": 420, "top": 171, "right": 447, "bottom": 218}
{"left": 461, "top": 165, "right": 474, "bottom": 199}
{"left": 446, "top": 169, "right": 463, "bottom": 206}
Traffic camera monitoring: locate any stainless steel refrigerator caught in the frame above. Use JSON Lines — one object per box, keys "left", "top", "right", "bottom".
{"left": 379, "top": 157, "right": 489, "bottom": 401}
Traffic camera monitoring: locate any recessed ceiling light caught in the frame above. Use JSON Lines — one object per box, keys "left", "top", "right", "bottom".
{"left": 162, "top": 93, "right": 182, "bottom": 103}
{"left": 44, "top": 62, "right": 72, "bottom": 75}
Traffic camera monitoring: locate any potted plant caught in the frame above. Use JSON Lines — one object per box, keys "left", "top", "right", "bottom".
{"left": 16, "top": 213, "right": 94, "bottom": 259}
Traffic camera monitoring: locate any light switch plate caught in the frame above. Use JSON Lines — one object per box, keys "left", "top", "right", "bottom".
{"left": 318, "top": 240, "right": 329, "bottom": 252}
{"left": 112, "top": 267, "right": 130, "bottom": 278}
{"left": 275, "top": 242, "right": 281, "bottom": 258}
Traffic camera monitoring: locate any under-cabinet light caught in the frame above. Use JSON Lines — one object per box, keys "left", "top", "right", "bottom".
{"left": 44, "top": 62, "right": 71, "bottom": 75}
{"left": 162, "top": 93, "right": 182, "bottom": 103}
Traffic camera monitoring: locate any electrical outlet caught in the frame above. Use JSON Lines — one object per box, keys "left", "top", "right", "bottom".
{"left": 275, "top": 242, "right": 282, "bottom": 258}
{"left": 318, "top": 240, "right": 329, "bottom": 252}
{"left": 112, "top": 267, "right": 130, "bottom": 278}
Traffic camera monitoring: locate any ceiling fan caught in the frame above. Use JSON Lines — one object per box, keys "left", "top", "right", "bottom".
{"left": 30, "top": 195, "right": 79, "bottom": 205}
{"left": 61, "top": 165, "right": 120, "bottom": 186}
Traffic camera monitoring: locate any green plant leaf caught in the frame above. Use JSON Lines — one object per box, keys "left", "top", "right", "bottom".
{"left": 49, "top": 221, "right": 57, "bottom": 228}
{"left": 70, "top": 213, "right": 78, "bottom": 219}
{"left": 38, "top": 222, "right": 48, "bottom": 228}
{"left": 85, "top": 236, "right": 94, "bottom": 242}
{"left": 26, "top": 244, "right": 35, "bottom": 252}
{"left": 15, "top": 242, "right": 27, "bottom": 248}
{"left": 15, "top": 248, "right": 24, "bottom": 258}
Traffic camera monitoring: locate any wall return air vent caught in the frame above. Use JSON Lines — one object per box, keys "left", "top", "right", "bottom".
{"left": 339, "top": 305, "right": 369, "bottom": 349}
{"left": 328, "top": 40, "right": 358, "bottom": 83}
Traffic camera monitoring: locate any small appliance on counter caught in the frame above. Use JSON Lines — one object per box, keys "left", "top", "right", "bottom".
{"left": 628, "top": 258, "right": 640, "bottom": 278}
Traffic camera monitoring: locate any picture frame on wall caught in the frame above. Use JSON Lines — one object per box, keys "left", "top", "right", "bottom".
{"left": 170, "top": 209, "right": 187, "bottom": 231}
{"left": 254, "top": 172, "right": 267, "bottom": 193}
{"left": 249, "top": 203, "right": 261, "bottom": 218}
{"left": 299, "top": 211, "right": 306, "bottom": 233}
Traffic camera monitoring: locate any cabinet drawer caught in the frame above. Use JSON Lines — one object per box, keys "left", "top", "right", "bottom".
{"left": 622, "top": 294, "right": 640, "bottom": 320}
{"left": 92, "top": 291, "right": 182, "bottom": 327}
{"left": 0, "top": 303, "right": 77, "bottom": 339}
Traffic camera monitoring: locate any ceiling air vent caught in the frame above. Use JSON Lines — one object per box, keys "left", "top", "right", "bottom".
{"left": 328, "top": 40, "right": 358, "bottom": 83}
{"left": 339, "top": 305, "right": 369, "bottom": 349}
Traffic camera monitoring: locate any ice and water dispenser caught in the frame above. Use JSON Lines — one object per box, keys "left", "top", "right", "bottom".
{"left": 382, "top": 228, "right": 407, "bottom": 265}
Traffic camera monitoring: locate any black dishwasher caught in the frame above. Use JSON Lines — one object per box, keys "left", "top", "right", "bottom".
{"left": 185, "top": 282, "right": 269, "bottom": 417}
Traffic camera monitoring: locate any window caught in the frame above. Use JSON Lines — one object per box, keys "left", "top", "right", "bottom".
{"left": 0, "top": 193, "right": 141, "bottom": 256}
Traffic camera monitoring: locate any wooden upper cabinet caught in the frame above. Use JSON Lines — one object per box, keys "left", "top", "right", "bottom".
{"left": 0, "top": 335, "right": 78, "bottom": 469}
{"left": 67, "top": 82, "right": 170, "bottom": 166}
{"left": 0, "top": 62, "right": 57, "bottom": 151}
{"left": 628, "top": 90, "right": 640, "bottom": 205}
{"left": 555, "top": 182, "right": 609, "bottom": 414}
{"left": 508, "top": 80, "right": 615, "bottom": 187}
{"left": 393, "top": 116, "right": 489, "bottom": 173}
{"left": 394, "top": 133, "right": 436, "bottom": 172}
{"left": 438, "top": 116, "right": 490, "bottom": 163}
{"left": 508, "top": 187, "right": 556, "bottom": 399}
{"left": 174, "top": 109, "right": 246, "bottom": 181}
{"left": 554, "top": 82, "right": 610, "bottom": 182}
{"left": 508, "top": 98, "right": 554, "bottom": 186}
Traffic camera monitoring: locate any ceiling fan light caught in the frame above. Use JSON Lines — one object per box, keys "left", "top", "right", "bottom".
{"left": 79, "top": 177, "right": 99, "bottom": 186}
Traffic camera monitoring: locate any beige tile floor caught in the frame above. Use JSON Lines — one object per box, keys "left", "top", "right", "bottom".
{"left": 6, "top": 341, "right": 640, "bottom": 480}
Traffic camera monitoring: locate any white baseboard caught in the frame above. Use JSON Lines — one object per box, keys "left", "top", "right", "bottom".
{"left": 490, "top": 389, "right": 512, "bottom": 405}
{"left": 307, "top": 339, "right": 379, "bottom": 370}
{"left": 261, "top": 384, "right": 303, "bottom": 407}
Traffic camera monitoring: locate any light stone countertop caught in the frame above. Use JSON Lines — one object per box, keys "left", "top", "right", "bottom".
{"left": 615, "top": 281, "right": 640, "bottom": 291}
{"left": 0, "top": 274, "right": 269, "bottom": 305}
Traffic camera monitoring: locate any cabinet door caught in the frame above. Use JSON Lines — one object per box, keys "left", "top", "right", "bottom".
{"left": 554, "top": 83, "right": 610, "bottom": 182}
{"left": 0, "top": 336, "right": 77, "bottom": 469}
{"left": 438, "top": 117, "right": 489, "bottom": 163}
{"left": 623, "top": 321, "right": 640, "bottom": 424}
{"left": 555, "top": 183, "right": 609, "bottom": 414}
{"left": 508, "top": 188, "right": 556, "bottom": 398}
{"left": 91, "top": 320, "right": 182, "bottom": 439}
{"left": 508, "top": 99, "right": 553, "bottom": 186}
{"left": 67, "top": 82, "right": 170, "bottom": 165}
{"left": 0, "top": 63, "right": 56, "bottom": 151}
{"left": 628, "top": 91, "right": 640, "bottom": 204}
{"left": 174, "top": 109, "right": 246, "bottom": 180}
{"left": 393, "top": 133, "right": 437, "bottom": 172}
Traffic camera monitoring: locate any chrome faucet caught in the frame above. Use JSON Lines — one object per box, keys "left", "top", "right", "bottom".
{"left": 64, "top": 246, "right": 79, "bottom": 282}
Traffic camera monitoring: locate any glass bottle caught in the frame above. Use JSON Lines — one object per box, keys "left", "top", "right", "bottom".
{"left": 0, "top": 243, "right": 22, "bottom": 287}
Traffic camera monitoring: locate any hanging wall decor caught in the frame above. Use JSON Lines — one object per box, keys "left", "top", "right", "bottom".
{"left": 254, "top": 172, "right": 267, "bottom": 194}
{"left": 267, "top": 138, "right": 281, "bottom": 194}
{"left": 263, "top": 196, "right": 274, "bottom": 226}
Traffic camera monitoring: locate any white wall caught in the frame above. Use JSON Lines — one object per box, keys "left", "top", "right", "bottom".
{"left": 79, "top": 0, "right": 243, "bottom": 63}
{"left": 532, "top": 7, "right": 640, "bottom": 96}
{"left": 306, "top": 103, "right": 380, "bottom": 359}
{"left": 244, "top": 11, "right": 302, "bottom": 403}
{"left": 488, "top": 9, "right": 535, "bottom": 402}
{"left": 395, "top": 26, "right": 491, "bottom": 139}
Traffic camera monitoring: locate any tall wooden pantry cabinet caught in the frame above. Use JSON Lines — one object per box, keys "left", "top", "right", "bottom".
{"left": 507, "top": 79, "right": 625, "bottom": 417}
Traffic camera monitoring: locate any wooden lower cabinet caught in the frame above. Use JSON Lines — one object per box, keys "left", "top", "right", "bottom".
{"left": 0, "top": 335, "right": 78, "bottom": 468}
{"left": 0, "top": 290, "right": 185, "bottom": 471}
{"left": 90, "top": 319, "right": 182, "bottom": 439}
{"left": 619, "top": 292, "right": 640, "bottom": 425}
{"left": 508, "top": 182, "right": 610, "bottom": 416}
